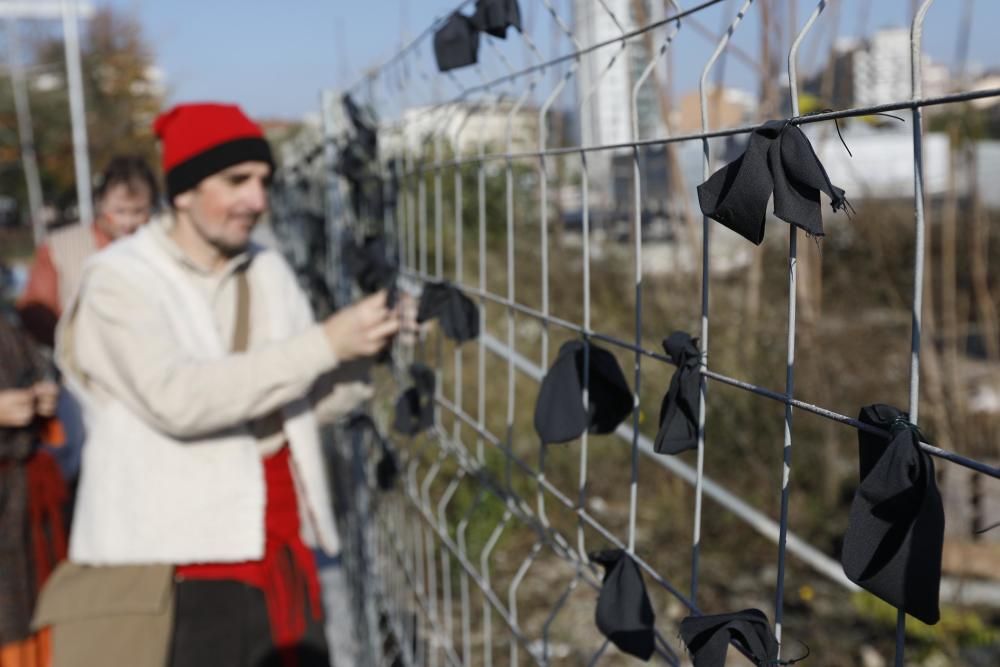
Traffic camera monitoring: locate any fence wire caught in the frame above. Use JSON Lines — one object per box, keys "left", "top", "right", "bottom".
{"left": 274, "top": 1, "right": 1000, "bottom": 665}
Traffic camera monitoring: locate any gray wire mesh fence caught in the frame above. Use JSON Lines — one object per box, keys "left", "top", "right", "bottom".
{"left": 274, "top": 1, "right": 1000, "bottom": 664}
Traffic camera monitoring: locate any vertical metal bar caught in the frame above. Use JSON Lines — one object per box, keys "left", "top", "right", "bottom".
{"left": 628, "top": 0, "right": 683, "bottom": 554}
{"left": 574, "top": 7, "right": 628, "bottom": 560}
{"left": 535, "top": 4, "right": 580, "bottom": 541}
{"left": 477, "top": 109, "right": 489, "bottom": 466}
{"left": 775, "top": 1, "right": 829, "bottom": 654}
{"left": 5, "top": 18, "right": 45, "bottom": 245}
{"left": 898, "top": 2, "right": 935, "bottom": 662}
{"left": 60, "top": 0, "right": 93, "bottom": 227}
{"left": 694, "top": 0, "right": 755, "bottom": 604}
{"left": 480, "top": 512, "right": 510, "bottom": 667}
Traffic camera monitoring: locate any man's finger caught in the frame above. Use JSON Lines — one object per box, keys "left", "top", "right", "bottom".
{"left": 367, "top": 317, "right": 401, "bottom": 342}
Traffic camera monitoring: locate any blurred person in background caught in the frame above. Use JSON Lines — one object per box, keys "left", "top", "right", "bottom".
{"left": 18, "top": 155, "right": 159, "bottom": 348}
{"left": 0, "top": 264, "right": 67, "bottom": 667}
{"left": 41, "top": 103, "right": 399, "bottom": 667}
{"left": 16, "top": 156, "right": 159, "bottom": 491}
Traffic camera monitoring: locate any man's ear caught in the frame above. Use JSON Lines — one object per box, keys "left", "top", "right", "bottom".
{"left": 173, "top": 190, "right": 193, "bottom": 211}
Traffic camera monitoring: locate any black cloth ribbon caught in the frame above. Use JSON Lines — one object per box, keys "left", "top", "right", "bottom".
{"left": 841, "top": 404, "right": 944, "bottom": 625}
{"left": 341, "top": 93, "right": 377, "bottom": 160}
{"left": 472, "top": 0, "right": 522, "bottom": 39}
{"left": 534, "top": 340, "right": 633, "bottom": 445}
{"left": 653, "top": 332, "right": 701, "bottom": 455}
{"left": 589, "top": 549, "right": 656, "bottom": 661}
{"left": 433, "top": 13, "right": 479, "bottom": 72}
{"left": 697, "top": 119, "right": 848, "bottom": 245}
{"left": 679, "top": 609, "right": 778, "bottom": 667}
{"left": 417, "top": 281, "right": 479, "bottom": 343}
{"left": 344, "top": 235, "right": 398, "bottom": 297}
{"left": 348, "top": 414, "right": 400, "bottom": 491}
{"left": 393, "top": 363, "right": 436, "bottom": 436}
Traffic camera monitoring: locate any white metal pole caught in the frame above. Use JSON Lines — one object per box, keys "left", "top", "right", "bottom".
{"left": 5, "top": 18, "right": 45, "bottom": 245}
{"left": 61, "top": 0, "right": 93, "bottom": 226}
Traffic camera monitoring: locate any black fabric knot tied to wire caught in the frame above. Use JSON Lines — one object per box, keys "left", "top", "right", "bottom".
{"left": 841, "top": 403, "right": 944, "bottom": 625}
{"left": 347, "top": 414, "right": 401, "bottom": 491}
{"left": 589, "top": 549, "right": 656, "bottom": 661}
{"left": 393, "top": 363, "right": 436, "bottom": 436}
{"left": 343, "top": 234, "right": 397, "bottom": 298}
{"left": 471, "top": 0, "right": 522, "bottom": 39}
{"left": 433, "top": 0, "right": 522, "bottom": 71}
{"left": 416, "top": 281, "right": 480, "bottom": 343}
{"left": 533, "top": 340, "right": 633, "bottom": 445}
{"left": 654, "top": 332, "right": 701, "bottom": 455}
{"left": 697, "top": 119, "right": 849, "bottom": 245}
{"left": 679, "top": 608, "right": 809, "bottom": 667}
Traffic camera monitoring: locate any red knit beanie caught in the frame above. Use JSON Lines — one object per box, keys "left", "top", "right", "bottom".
{"left": 153, "top": 103, "right": 274, "bottom": 200}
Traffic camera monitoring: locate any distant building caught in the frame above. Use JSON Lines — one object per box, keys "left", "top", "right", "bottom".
{"left": 673, "top": 86, "right": 757, "bottom": 134}
{"left": 853, "top": 28, "right": 912, "bottom": 107}
{"left": 805, "top": 28, "right": 952, "bottom": 109}
{"left": 384, "top": 100, "right": 542, "bottom": 157}
{"left": 572, "top": 0, "right": 662, "bottom": 185}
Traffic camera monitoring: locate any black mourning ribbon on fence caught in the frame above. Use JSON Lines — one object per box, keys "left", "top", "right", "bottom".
{"left": 841, "top": 404, "right": 944, "bottom": 625}
{"left": 589, "top": 549, "right": 656, "bottom": 661}
{"left": 472, "top": 0, "right": 522, "bottom": 39}
{"left": 679, "top": 609, "right": 778, "bottom": 667}
{"left": 344, "top": 235, "right": 397, "bottom": 297}
{"left": 342, "top": 93, "right": 377, "bottom": 159}
{"left": 347, "top": 414, "right": 400, "bottom": 491}
{"left": 697, "top": 119, "right": 848, "bottom": 245}
{"left": 433, "top": 13, "right": 479, "bottom": 72}
{"left": 393, "top": 363, "right": 436, "bottom": 436}
{"left": 534, "top": 340, "right": 633, "bottom": 445}
{"left": 416, "top": 281, "right": 479, "bottom": 343}
{"left": 653, "top": 332, "right": 701, "bottom": 455}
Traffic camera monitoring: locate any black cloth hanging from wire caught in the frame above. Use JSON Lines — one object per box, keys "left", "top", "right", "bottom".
{"left": 341, "top": 93, "right": 377, "bottom": 159}
{"left": 653, "top": 332, "right": 701, "bottom": 455}
{"left": 416, "top": 281, "right": 479, "bottom": 343}
{"left": 393, "top": 363, "right": 436, "bottom": 436}
{"left": 348, "top": 414, "right": 400, "bottom": 491}
{"left": 534, "top": 340, "right": 633, "bottom": 445}
{"left": 343, "top": 235, "right": 397, "bottom": 296}
{"left": 679, "top": 609, "right": 778, "bottom": 667}
{"left": 697, "top": 119, "right": 848, "bottom": 245}
{"left": 433, "top": 13, "right": 479, "bottom": 72}
{"left": 589, "top": 549, "right": 656, "bottom": 661}
{"left": 841, "top": 404, "right": 944, "bottom": 625}
{"left": 472, "top": 0, "right": 522, "bottom": 38}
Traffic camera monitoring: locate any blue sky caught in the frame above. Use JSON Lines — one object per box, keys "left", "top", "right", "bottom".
{"left": 95, "top": 0, "right": 1000, "bottom": 120}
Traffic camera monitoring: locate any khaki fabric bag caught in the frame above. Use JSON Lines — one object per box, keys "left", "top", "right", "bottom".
{"left": 32, "top": 562, "right": 175, "bottom": 667}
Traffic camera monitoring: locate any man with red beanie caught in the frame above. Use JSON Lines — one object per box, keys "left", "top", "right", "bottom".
{"left": 46, "top": 103, "right": 398, "bottom": 666}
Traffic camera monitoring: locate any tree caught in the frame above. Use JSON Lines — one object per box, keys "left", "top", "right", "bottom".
{"left": 0, "top": 7, "right": 163, "bottom": 224}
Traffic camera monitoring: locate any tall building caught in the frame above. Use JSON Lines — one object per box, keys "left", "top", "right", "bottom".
{"left": 573, "top": 0, "right": 661, "bottom": 194}
{"left": 851, "top": 28, "right": 951, "bottom": 107}
{"left": 853, "top": 28, "right": 911, "bottom": 107}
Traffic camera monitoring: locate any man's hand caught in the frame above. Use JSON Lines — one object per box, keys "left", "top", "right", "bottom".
{"left": 32, "top": 381, "right": 60, "bottom": 418}
{"left": 323, "top": 290, "right": 401, "bottom": 362}
{"left": 0, "top": 388, "right": 36, "bottom": 428}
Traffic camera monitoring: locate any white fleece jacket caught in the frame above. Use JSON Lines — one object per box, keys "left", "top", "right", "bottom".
{"left": 56, "top": 221, "right": 350, "bottom": 564}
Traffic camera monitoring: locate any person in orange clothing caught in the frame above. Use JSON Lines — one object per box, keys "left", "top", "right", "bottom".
{"left": 0, "top": 267, "right": 66, "bottom": 667}
{"left": 17, "top": 155, "right": 159, "bottom": 348}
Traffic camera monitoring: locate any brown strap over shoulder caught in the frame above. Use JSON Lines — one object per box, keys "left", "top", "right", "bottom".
{"left": 232, "top": 270, "right": 284, "bottom": 441}
{"left": 232, "top": 269, "right": 251, "bottom": 353}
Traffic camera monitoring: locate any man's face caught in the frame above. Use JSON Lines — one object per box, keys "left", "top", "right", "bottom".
{"left": 174, "top": 161, "right": 271, "bottom": 256}
{"left": 96, "top": 182, "right": 153, "bottom": 240}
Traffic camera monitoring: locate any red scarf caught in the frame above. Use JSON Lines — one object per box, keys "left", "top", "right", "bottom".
{"left": 176, "top": 447, "right": 322, "bottom": 656}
